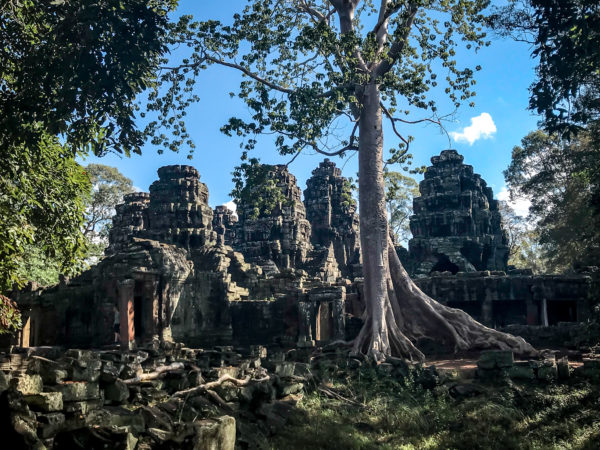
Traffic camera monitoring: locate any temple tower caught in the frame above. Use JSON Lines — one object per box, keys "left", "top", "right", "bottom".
{"left": 408, "top": 150, "right": 508, "bottom": 276}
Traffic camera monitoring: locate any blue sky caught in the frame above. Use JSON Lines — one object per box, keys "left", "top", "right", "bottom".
{"left": 80, "top": 1, "right": 539, "bottom": 215}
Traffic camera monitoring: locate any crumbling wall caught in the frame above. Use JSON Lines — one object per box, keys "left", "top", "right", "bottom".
{"left": 304, "top": 159, "right": 361, "bottom": 278}
{"left": 233, "top": 165, "right": 312, "bottom": 273}
{"left": 414, "top": 271, "right": 591, "bottom": 327}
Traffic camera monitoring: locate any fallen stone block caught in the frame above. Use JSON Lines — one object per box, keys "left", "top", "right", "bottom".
{"left": 54, "top": 426, "right": 138, "bottom": 450}
{"left": 193, "top": 415, "right": 236, "bottom": 450}
{"left": 41, "top": 367, "right": 68, "bottom": 385}
{"left": 557, "top": 358, "right": 570, "bottom": 380}
{"left": 63, "top": 399, "right": 103, "bottom": 415}
{"left": 477, "top": 350, "right": 513, "bottom": 370}
{"left": 87, "top": 406, "right": 145, "bottom": 434}
{"left": 140, "top": 405, "right": 174, "bottom": 431}
{"left": 104, "top": 380, "right": 130, "bottom": 404}
{"left": 449, "top": 383, "right": 484, "bottom": 398}
{"left": 50, "top": 382, "right": 100, "bottom": 402}
{"left": 72, "top": 359, "right": 102, "bottom": 383}
{"left": 10, "top": 374, "right": 43, "bottom": 395}
{"left": 279, "top": 382, "right": 304, "bottom": 397}
{"left": 24, "top": 393, "right": 63, "bottom": 412}
{"left": 537, "top": 365, "right": 557, "bottom": 381}
{"left": 36, "top": 411, "right": 65, "bottom": 439}
{"left": 0, "top": 370, "right": 10, "bottom": 392}
{"left": 275, "top": 362, "right": 295, "bottom": 378}
{"left": 100, "top": 362, "right": 120, "bottom": 383}
{"left": 507, "top": 362, "right": 535, "bottom": 380}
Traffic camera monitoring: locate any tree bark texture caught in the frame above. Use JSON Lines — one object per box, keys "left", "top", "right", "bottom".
{"left": 353, "top": 83, "right": 536, "bottom": 362}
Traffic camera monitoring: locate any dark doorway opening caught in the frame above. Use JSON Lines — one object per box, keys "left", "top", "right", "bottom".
{"left": 447, "top": 301, "right": 482, "bottom": 322}
{"left": 492, "top": 301, "right": 527, "bottom": 327}
{"left": 431, "top": 255, "right": 459, "bottom": 274}
{"left": 134, "top": 281, "right": 144, "bottom": 340}
{"left": 547, "top": 300, "right": 577, "bottom": 325}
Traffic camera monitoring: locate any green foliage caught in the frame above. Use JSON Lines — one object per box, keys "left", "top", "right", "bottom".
{"left": 83, "top": 164, "right": 134, "bottom": 258}
{"left": 231, "top": 159, "right": 289, "bottom": 220}
{"left": 498, "top": 201, "right": 549, "bottom": 273}
{"left": 504, "top": 130, "right": 600, "bottom": 272}
{"left": 156, "top": 0, "right": 490, "bottom": 160}
{"left": 14, "top": 245, "right": 62, "bottom": 287}
{"left": 0, "top": 294, "right": 21, "bottom": 335}
{"left": 384, "top": 171, "right": 419, "bottom": 244}
{"left": 270, "top": 366, "right": 600, "bottom": 449}
{"left": 0, "top": 1, "right": 176, "bottom": 294}
{"left": 0, "top": 132, "right": 91, "bottom": 293}
{"left": 341, "top": 178, "right": 357, "bottom": 209}
{"left": 0, "top": 0, "right": 178, "bottom": 157}
{"left": 491, "top": 0, "right": 599, "bottom": 137}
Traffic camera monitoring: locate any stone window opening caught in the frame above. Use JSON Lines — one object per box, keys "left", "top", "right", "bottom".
{"left": 431, "top": 255, "right": 459, "bottom": 275}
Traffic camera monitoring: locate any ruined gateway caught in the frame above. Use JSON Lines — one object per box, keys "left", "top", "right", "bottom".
{"left": 10, "top": 151, "right": 591, "bottom": 351}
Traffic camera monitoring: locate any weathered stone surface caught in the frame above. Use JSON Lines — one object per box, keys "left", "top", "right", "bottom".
{"left": 193, "top": 415, "right": 236, "bottom": 450}
{"left": 24, "top": 393, "right": 63, "bottom": 412}
{"left": 62, "top": 399, "right": 103, "bottom": 414}
{"left": 408, "top": 150, "right": 509, "bottom": 276}
{"left": 104, "top": 380, "right": 129, "bottom": 404}
{"left": 36, "top": 411, "right": 65, "bottom": 438}
{"left": 233, "top": 165, "right": 311, "bottom": 272}
{"left": 477, "top": 351, "right": 513, "bottom": 370}
{"left": 10, "top": 374, "right": 43, "bottom": 395}
{"left": 87, "top": 407, "right": 145, "bottom": 434}
{"left": 50, "top": 382, "right": 100, "bottom": 402}
{"left": 507, "top": 362, "right": 535, "bottom": 380}
{"left": 304, "top": 159, "right": 361, "bottom": 278}
{"left": 0, "top": 370, "right": 9, "bottom": 392}
{"left": 213, "top": 205, "right": 238, "bottom": 246}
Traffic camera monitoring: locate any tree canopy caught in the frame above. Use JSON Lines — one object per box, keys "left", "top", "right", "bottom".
{"left": 384, "top": 171, "right": 419, "bottom": 244}
{"left": 504, "top": 130, "right": 600, "bottom": 271}
{"left": 0, "top": 0, "right": 178, "bottom": 293}
{"left": 84, "top": 164, "right": 135, "bottom": 260}
{"left": 0, "top": 133, "right": 90, "bottom": 292}
{"left": 231, "top": 159, "right": 290, "bottom": 220}
{"left": 491, "top": 0, "right": 600, "bottom": 136}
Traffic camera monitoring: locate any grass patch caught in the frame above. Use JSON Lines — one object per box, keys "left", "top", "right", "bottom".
{"left": 269, "top": 366, "right": 600, "bottom": 450}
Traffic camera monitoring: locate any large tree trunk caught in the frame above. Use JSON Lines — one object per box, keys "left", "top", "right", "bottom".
{"left": 354, "top": 83, "right": 536, "bottom": 362}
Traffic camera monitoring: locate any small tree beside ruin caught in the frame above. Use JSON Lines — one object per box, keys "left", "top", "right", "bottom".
{"left": 155, "top": 0, "right": 535, "bottom": 361}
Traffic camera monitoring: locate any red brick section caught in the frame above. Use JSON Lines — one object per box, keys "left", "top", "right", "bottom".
{"left": 118, "top": 279, "right": 135, "bottom": 349}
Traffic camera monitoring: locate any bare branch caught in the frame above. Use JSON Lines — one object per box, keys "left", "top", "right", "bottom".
{"left": 285, "top": 148, "right": 304, "bottom": 167}
{"left": 203, "top": 55, "right": 294, "bottom": 94}
{"left": 380, "top": 102, "right": 411, "bottom": 152}
{"left": 172, "top": 373, "right": 269, "bottom": 398}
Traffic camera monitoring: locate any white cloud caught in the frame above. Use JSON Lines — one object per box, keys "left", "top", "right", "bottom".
{"left": 223, "top": 200, "right": 238, "bottom": 218}
{"left": 450, "top": 112, "right": 497, "bottom": 145}
{"left": 497, "top": 187, "right": 531, "bottom": 217}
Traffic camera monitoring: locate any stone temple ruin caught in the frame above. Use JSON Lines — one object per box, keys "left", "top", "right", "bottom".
{"left": 8, "top": 151, "right": 593, "bottom": 351}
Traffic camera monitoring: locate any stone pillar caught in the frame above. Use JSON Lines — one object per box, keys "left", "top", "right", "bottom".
{"left": 333, "top": 287, "right": 346, "bottom": 341}
{"left": 481, "top": 296, "right": 493, "bottom": 326}
{"left": 118, "top": 279, "right": 135, "bottom": 350}
{"left": 541, "top": 298, "right": 549, "bottom": 327}
{"left": 143, "top": 278, "right": 159, "bottom": 340}
{"left": 296, "top": 301, "right": 315, "bottom": 348}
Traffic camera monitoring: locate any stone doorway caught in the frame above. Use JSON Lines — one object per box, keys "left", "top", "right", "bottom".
{"left": 547, "top": 300, "right": 577, "bottom": 325}
{"left": 315, "top": 302, "right": 334, "bottom": 342}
